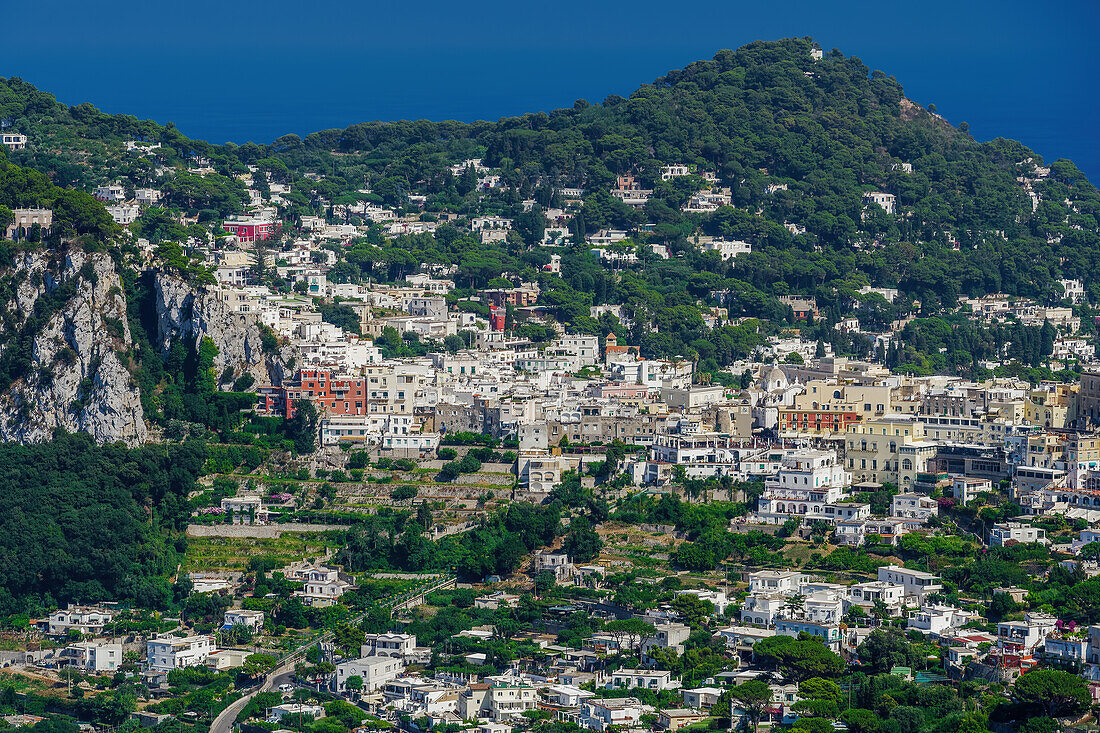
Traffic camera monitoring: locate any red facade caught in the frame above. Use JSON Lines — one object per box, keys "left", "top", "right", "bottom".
{"left": 223, "top": 220, "right": 279, "bottom": 242}
{"left": 256, "top": 369, "right": 370, "bottom": 417}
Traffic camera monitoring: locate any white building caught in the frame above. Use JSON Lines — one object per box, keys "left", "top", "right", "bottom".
{"left": 660, "top": 165, "right": 692, "bottom": 180}
{"left": 544, "top": 684, "right": 593, "bottom": 708}
{"left": 997, "top": 613, "right": 1057, "bottom": 655}
{"left": 146, "top": 635, "right": 215, "bottom": 671}
{"left": 2, "top": 133, "right": 27, "bottom": 150}
{"left": 222, "top": 610, "right": 264, "bottom": 631}
{"left": 607, "top": 669, "right": 679, "bottom": 691}
{"left": 862, "top": 191, "right": 896, "bottom": 215}
{"left": 1044, "top": 636, "right": 1088, "bottom": 664}
{"left": 533, "top": 550, "right": 574, "bottom": 580}
{"left": 747, "top": 571, "right": 807, "bottom": 595}
{"left": 95, "top": 182, "right": 127, "bottom": 202}
{"left": 459, "top": 682, "right": 539, "bottom": 722}
{"left": 581, "top": 698, "right": 644, "bottom": 732}
{"left": 1059, "top": 279, "right": 1087, "bottom": 305}
{"left": 699, "top": 239, "right": 752, "bottom": 261}
{"left": 298, "top": 566, "right": 353, "bottom": 607}
{"left": 643, "top": 623, "right": 691, "bottom": 657}
{"left": 891, "top": 493, "right": 939, "bottom": 526}
{"left": 846, "top": 581, "right": 908, "bottom": 616}
{"left": 60, "top": 642, "right": 123, "bottom": 672}
{"left": 990, "top": 522, "right": 1049, "bottom": 547}
{"left": 269, "top": 704, "right": 324, "bottom": 723}
{"left": 106, "top": 203, "right": 141, "bottom": 225}
{"left": 755, "top": 450, "right": 864, "bottom": 525}
{"left": 740, "top": 595, "right": 788, "bottom": 627}
{"left": 907, "top": 605, "right": 976, "bottom": 637}
{"left": 877, "top": 565, "right": 943, "bottom": 601}
{"left": 46, "top": 606, "right": 113, "bottom": 637}
{"left": 834, "top": 517, "right": 909, "bottom": 546}
{"left": 362, "top": 633, "right": 421, "bottom": 660}
{"left": 333, "top": 656, "right": 404, "bottom": 692}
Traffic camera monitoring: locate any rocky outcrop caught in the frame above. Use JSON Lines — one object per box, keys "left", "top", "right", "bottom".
{"left": 0, "top": 250, "right": 147, "bottom": 445}
{"left": 0, "top": 257, "right": 295, "bottom": 446}
{"left": 154, "top": 273, "right": 292, "bottom": 388}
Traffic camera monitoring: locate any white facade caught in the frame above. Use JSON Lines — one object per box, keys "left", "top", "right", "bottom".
{"left": 700, "top": 239, "right": 752, "bottom": 261}
{"left": 755, "top": 450, "right": 859, "bottom": 525}
{"left": 47, "top": 606, "right": 113, "bottom": 636}
{"left": 891, "top": 493, "right": 939, "bottom": 524}
{"left": 582, "top": 698, "right": 644, "bottom": 732}
{"left": 862, "top": 191, "right": 896, "bottom": 215}
{"left": 2, "top": 134, "right": 27, "bottom": 150}
{"left": 990, "top": 522, "right": 1049, "bottom": 547}
{"left": 607, "top": 669, "right": 679, "bottom": 691}
{"left": 908, "top": 605, "right": 975, "bottom": 636}
{"left": 877, "top": 565, "right": 943, "bottom": 600}
{"left": 61, "top": 642, "right": 123, "bottom": 672}
{"left": 333, "top": 656, "right": 404, "bottom": 692}
{"left": 223, "top": 610, "right": 264, "bottom": 631}
{"left": 362, "top": 633, "right": 418, "bottom": 659}
{"left": 146, "top": 635, "right": 215, "bottom": 671}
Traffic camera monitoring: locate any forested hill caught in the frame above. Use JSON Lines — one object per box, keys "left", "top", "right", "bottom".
{"left": 1, "top": 37, "right": 1098, "bottom": 317}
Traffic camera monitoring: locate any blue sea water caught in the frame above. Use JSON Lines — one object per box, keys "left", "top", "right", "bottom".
{"left": 4, "top": 1, "right": 1098, "bottom": 182}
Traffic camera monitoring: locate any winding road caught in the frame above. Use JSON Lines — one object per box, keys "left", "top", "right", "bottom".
{"left": 210, "top": 667, "right": 296, "bottom": 733}
{"left": 208, "top": 573, "right": 456, "bottom": 733}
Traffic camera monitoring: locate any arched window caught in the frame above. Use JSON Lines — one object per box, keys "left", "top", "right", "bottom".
{"left": 902, "top": 459, "right": 913, "bottom": 471}
{"left": 889, "top": 441, "right": 897, "bottom": 453}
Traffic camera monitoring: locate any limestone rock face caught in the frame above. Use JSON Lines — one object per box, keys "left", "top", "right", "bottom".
{"left": 0, "top": 250, "right": 146, "bottom": 445}
{"left": 154, "top": 273, "right": 291, "bottom": 389}
{"left": 0, "top": 256, "right": 294, "bottom": 445}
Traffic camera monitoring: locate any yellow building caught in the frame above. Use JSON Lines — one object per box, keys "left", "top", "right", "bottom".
{"left": 779, "top": 380, "right": 893, "bottom": 439}
{"left": 1025, "top": 432, "right": 1063, "bottom": 468}
{"left": 846, "top": 414, "right": 932, "bottom": 488}
{"left": 1065, "top": 433, "right": 1100, "bottom": 476}
{"left": 1024, "top": 384, "right": 1077, "bottom": 428}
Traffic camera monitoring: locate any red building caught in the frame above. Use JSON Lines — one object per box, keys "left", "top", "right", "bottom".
{"left": 490, "top": 306, "right": 506, "bottom": 332}
{"left": 223, "top": 216, "right": 280, "bottom": 242}
{"left": 256, "top": 370, "right": 369, "bottom": 417}
{"left": 778, "top": 408, "right": 860, "bottom": 435}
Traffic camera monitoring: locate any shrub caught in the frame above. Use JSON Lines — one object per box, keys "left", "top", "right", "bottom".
{"left": 391, "top": 485, "right": 418, "bottom": 501}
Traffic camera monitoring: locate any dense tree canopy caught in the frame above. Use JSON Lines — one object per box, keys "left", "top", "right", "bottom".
{"left": 0, "top": 432, "right": 205, "bottom": 615}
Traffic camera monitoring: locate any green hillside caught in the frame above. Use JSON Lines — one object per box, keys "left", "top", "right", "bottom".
{"left": 0, "top": 37, "right": 1097, "bottom": 378}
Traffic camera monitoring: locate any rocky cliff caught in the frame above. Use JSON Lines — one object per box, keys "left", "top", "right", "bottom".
{"left": 0, "top": 252, "right": 295, "bottom": 446}
{"left": 0, "top": 250, "right": 147, "bottom": 445}
{"left": 154, "top": 273, "right": 292, "bottom": 389}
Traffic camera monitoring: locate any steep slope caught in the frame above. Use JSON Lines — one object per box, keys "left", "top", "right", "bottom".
{"left": 4, "top": 38, "right": 1096, "bottom": 303}
{"left": 154, "top": 273, "right": 292, "bottom": 389}
{"left": 0, "top": 249, "right": 146, "bottom": 444}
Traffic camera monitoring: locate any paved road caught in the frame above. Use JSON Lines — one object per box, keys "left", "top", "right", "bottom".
{"left": 210, "top": 667, "right": 295, "bottom": 733}
{"left": 209, "top": 573, "right": 455, "bottom": 733}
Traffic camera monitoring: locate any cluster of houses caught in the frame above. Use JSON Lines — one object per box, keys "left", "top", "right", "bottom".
{"left": 180, "top": 237, "right": 1100, "bottom": 520}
